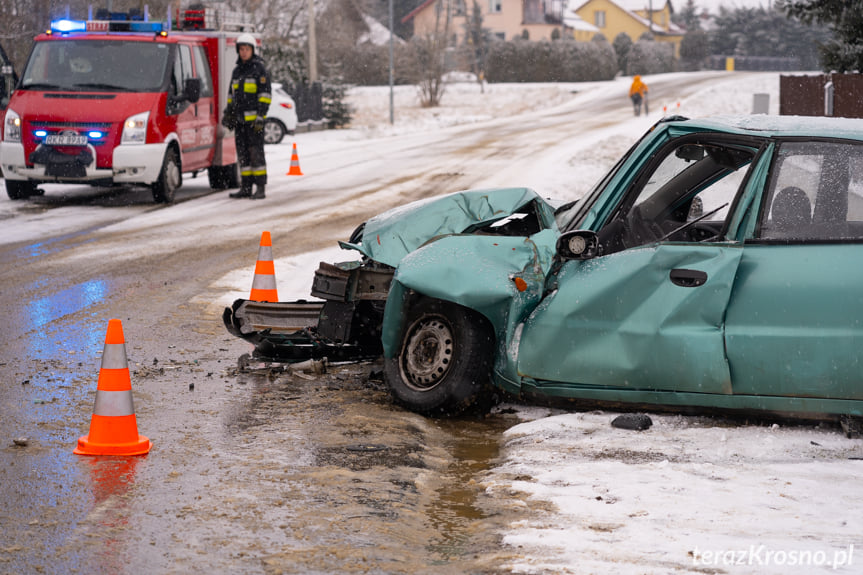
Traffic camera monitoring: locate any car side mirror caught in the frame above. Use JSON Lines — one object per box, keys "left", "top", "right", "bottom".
{"left": 556, "top": 230, "right": 600, "bottom": 261}
{"left": 184, "top": 78, "right": 201, "bottom": 103}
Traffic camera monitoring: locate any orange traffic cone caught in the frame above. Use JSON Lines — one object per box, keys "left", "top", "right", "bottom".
{"left": 249, "top": 231, "right": 279, "bottom": 302}
{"left": 75, "top": 319, "right": 151, "bottom": 456}
{"left": 286, "top": 142, "right": 303, "bottom": 176}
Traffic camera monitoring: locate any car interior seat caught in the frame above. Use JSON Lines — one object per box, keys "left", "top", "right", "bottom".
{"left": 771, "top": 186, "right": 811, "bottom": 233}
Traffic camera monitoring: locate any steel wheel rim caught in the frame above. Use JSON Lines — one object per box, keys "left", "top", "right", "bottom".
{"left": 401, "top": 315, "right": 453, "bottom": 392}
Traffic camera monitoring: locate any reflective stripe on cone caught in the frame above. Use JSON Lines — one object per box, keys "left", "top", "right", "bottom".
{"left": 249, "top": 231, "right": 279, "bottom": 302}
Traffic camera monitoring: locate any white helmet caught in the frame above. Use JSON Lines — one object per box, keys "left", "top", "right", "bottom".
{"left": 236, "top": 33, "right": 256, "bottom": 54}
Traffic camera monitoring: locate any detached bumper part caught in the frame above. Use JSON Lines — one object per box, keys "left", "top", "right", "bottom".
{"left": 222, "top": 299, "right": 383, "bottom": 363}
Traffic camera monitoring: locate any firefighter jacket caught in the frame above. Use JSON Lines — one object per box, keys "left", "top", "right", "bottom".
{"left": 227, "top": 55, "right": 271, "bottom": 124}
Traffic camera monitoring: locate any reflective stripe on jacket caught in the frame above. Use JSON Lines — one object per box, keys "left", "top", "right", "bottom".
{"left": 226, "top": 55, "right": 271, "bottom": 123}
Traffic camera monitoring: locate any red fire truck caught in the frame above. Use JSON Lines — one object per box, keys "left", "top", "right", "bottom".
{"left": 0, "top": 5, "right": 257, "bottom": 202}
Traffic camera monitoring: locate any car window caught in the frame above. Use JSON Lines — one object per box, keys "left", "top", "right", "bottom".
{"left": 193, "top": 45, "right": 213, "bottom": 97}
{"left": 171, "top": 44, "right": 194, "bottom": 98}
{"left": 759, "top": 141, "right": 863, "bottom": 240}
{"left": 609, "top": 140, "right": 755, "bottom": 250}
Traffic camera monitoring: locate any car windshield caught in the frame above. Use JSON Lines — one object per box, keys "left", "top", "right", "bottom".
{"left": 21, "top": 40, "right": 170, "bottom": 92}
{"left": 555, "top": 118, "right": 662, "bottom": 232}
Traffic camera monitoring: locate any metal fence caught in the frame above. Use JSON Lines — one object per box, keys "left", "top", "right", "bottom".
{"left": 708, "top": 55, "right": 801, "bottom": 72}
{"left": 779, "top": 74, "right": 863, "bottom": 118}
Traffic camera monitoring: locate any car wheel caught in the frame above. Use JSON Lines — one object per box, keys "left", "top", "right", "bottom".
{"left": 152, "top": 147, "right": 180, "bottom": 203}
{"left": 5, "top": 179, "right": 38, "bottom": 200}
{"left": 208, "top": 163, "right": 240, "bottom": 190}
{"left": 263, "top": 119, "right": 286, "bottom": 145}
{"left": 384, "top": 297, "right": 496, "bottom": 416}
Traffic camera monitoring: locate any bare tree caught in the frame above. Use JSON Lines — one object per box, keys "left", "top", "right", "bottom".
{"left": 464, "top": 0, "right": 489, "bottom": 93}
{"left": 413, "top": 0, "right": 451, "bottom": 107}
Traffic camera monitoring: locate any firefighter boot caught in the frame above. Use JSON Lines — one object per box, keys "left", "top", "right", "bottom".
{"left": 229, "top": 184, "right": 252, "bottom": 199}
{"left": 251, "top": 185, "right": 266, "bottom": 200}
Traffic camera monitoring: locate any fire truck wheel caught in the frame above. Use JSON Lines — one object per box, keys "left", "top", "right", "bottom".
{"left": 263, "top": 119, "right": 286, "bottom": 145}
{"left": 5, "top": 179, "right": 38, "bottom": 200}
{"left": 153, "top": 147, "right": 180, "bottom": 203}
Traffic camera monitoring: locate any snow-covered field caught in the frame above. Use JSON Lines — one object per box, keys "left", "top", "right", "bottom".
{"left": 342, "top": 73, "right": 863, "bottom": 575}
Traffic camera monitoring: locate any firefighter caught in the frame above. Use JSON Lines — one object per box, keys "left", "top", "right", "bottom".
{"left": 223, "top": 34, "right": 271, "bottom": 199}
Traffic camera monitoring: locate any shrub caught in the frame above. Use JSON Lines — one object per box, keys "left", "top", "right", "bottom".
{"left": 485, "top": 39, "right": 617, "bottom": 82}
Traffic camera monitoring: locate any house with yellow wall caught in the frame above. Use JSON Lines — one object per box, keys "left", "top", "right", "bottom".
{"left": 573, "top": 0, "right": 684, "bottom": 57}
{"left": 402, "top": 0, "right": 600, "bottom": 44}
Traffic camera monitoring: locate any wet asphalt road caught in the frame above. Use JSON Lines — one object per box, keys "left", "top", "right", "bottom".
{"left": 0, "top": 235, "right": 524, "bottom": 573}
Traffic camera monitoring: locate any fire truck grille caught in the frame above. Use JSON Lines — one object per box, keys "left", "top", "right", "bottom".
{"left": 30, "top": 121, "right": 112, "bottom": 129}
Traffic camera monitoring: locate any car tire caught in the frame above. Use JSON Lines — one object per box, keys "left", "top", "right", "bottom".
{"left": 384, "top": 297, "right": 496, "bottom": 416}
{"left": 152, "top": 146, "right": 180, "bottom": 203}
{"left": 5, "top": 179, "right": 38, "bottom": 200}
{"left": 263, "top": 118, "right": 286, "bottom": 145}
{"left": 208, "top": 163, "right": 240, "bottom": 190}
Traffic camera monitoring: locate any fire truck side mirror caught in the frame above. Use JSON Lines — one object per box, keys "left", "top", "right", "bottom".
{"left": 184, "top": 78, "right": 201, "bottom": 104}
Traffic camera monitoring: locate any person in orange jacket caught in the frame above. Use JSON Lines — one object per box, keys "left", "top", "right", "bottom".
{"left": 629, "top": 75, "right": 648, "bottom": 116}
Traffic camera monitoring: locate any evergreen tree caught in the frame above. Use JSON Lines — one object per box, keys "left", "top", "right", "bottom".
{"left": 780, "top": 0, "right": 863, "bottom": 71}
{"left": 675, "top": 0, "right": 701, "bottom": 31}
{"left": 680, "top": 28, "right": 709, "bottom": 70}
{"left": 709, "top": 6, "right": 832, "bottom": 70}
{"left": 612, "top": 32, "right": 632, "bottom": 74}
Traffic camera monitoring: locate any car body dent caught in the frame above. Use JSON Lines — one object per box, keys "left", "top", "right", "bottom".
{"left": 515, "top": 243, "right": 743, "bottom": 395}
{"left": 339, "top": 187, "right": 557, "bottom": 268}
{"left": 381, "top": 228, "right": 559, "bottom": 358}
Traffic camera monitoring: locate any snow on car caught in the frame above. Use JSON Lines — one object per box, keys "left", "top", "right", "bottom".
{"left": 224, "top": 113, "right": 863, "bottom": 422}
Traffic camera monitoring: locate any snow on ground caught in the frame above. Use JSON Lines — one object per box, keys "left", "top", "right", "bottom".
{"left": 484, "top": 411, "right": 863, "bottom": 574}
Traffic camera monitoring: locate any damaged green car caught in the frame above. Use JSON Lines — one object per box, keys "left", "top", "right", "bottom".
{"left": 225, "top": 114, "right": 863, "bottom": 419}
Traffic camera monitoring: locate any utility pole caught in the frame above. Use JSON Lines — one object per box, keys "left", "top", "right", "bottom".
{"left": 389, "top": 0, "right": 394, "bottom": 124}
{"left": 648, "top": 0, "right": 653, "bottom": 32}
{"left": 308, "top": 0, "right": 318, "bottom": 82}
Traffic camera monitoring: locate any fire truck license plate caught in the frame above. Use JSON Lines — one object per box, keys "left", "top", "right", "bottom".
{"left": 45, "top": 134, "right": 87, "bottom": 146}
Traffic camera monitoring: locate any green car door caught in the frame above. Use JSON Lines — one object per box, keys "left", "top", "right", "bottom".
{"left": 517, "top": 135, "right": 761, "bottom": 400}
{"left": 725, "top": 139, "right": 863, "bottom": 404}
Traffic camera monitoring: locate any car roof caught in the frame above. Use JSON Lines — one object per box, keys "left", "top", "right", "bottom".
{"left": 668, "top": 114, "right": 863, "bottom": 142}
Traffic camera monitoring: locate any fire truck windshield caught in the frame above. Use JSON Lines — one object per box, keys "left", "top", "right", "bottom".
{"left": 21, "top": 40, "right": 170, "bottom": 93}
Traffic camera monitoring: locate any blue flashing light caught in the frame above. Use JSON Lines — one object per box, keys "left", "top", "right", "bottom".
{"left": 127, "top": 21, "right": 164, "bottom": 33}
{"left": 51, "top": 19, "right": 87, "bottom": 33}
{"left": 34, "top": 130, "right": 48, "bottom": 138}
{"left": 88, "top": 131, "right": 104, "bottom": 139}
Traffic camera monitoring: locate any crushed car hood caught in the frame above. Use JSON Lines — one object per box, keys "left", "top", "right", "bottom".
{"left": 339, "top": 188, "right": 557, "bottom": 268}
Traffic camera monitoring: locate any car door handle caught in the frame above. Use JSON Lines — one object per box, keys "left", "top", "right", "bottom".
{"left": 670, "top": 268, "right": 707, "bottom": 287}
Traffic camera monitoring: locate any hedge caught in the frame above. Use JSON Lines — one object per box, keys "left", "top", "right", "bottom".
{"left": 485, "top": 39, "right": 618, "bottom": 83}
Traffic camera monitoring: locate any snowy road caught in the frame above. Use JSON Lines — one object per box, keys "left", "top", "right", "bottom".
{"left": 2, "top": 71, "right": 859, "bottom": 574}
